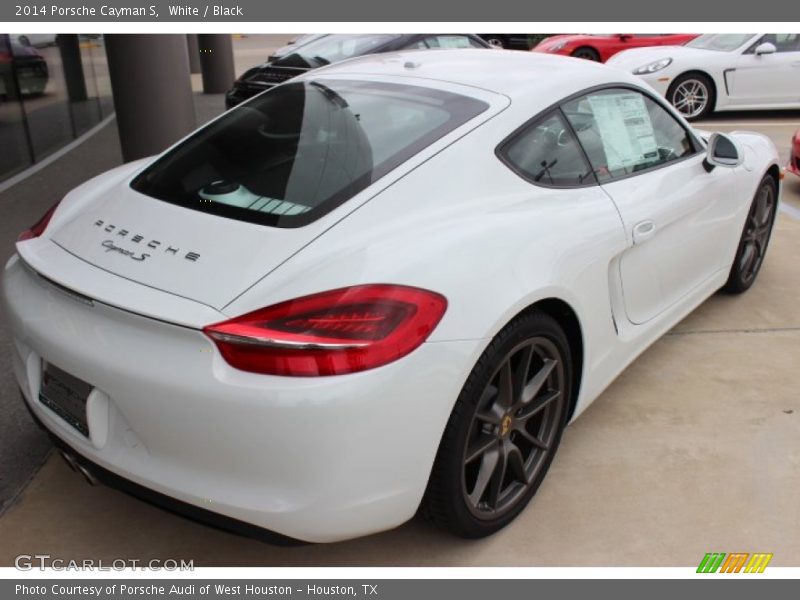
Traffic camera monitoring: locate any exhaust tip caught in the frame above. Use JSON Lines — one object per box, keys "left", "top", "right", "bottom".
{"left": 59, "top": 450, "right": 98, "bottom": 485}
{"left": 59, "top": 450, "right": 78, "bottom": 472}
{"left": 75, "top": 463, "right": 99, "bottom": 486}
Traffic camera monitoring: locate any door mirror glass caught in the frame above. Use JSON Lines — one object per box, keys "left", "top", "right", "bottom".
{"left": 754, "top": 42, "right": 777, "bottom": 55}
{"left": 705, "top": 132, "right": 742, "bottom": 170}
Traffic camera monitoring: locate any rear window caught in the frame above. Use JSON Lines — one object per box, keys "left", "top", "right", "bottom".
{"left": 131, "top": 79, "right": 489, "bottom": 228}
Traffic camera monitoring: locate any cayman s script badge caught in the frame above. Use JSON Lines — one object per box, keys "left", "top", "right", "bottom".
{"left": 94, "top": 220, "right": 200, "bottom": 262}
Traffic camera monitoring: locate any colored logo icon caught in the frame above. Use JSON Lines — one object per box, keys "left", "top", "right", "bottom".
{"left": 697, "top": 552, "right": 773, "bottom": 573}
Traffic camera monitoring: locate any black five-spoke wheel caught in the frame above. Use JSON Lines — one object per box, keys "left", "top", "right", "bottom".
{"left": 464, "top": 337, "right": 564, "bottom": 518}
{"left": 723, "top": 175, "right": 777, "bottom": 294}
{"left": 423, "top": 311, "right": 571, "bottom": 538}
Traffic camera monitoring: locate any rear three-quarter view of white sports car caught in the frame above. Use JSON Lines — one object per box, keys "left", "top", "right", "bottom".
{"left": 1, "top": 49, "right": 782, "bottom": 543}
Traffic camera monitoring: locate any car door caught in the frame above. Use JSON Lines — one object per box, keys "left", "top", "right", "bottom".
{"left": 729, "top": 34, "right": 800, "bottom": 106}
{"left": 563, "top": 87, "right": 738, "bottom": 325}
{"left": 658, "top": 34, "right": 693, "bottom": 47}
{"left": 630, "top": 34, "right": 671, "bottom": 48}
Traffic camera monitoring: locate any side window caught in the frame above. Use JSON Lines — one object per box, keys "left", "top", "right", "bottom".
{"left": 747, "top": 34, "right": 800, "bottom": 53}
{"left": 766, "top": 34, "right": 800, "bottom": 52}
{"left": 562, "top": 89, "right": 696, "bottom": 182}
{"left": 500, "top": 111, "right": 595, "bottom": 187}
{"left": 418, "top": 35, "right": 484, "bottom": 49}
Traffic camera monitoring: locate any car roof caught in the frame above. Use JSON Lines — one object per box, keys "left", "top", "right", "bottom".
{"left": 312, "top": 48, "right": 642, "bottom": 101}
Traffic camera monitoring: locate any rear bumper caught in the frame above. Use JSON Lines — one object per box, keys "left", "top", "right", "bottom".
{"left": 24, "top": 400, "right": 301, "bottom": 545}
{"left": 2, "top": 254, "right": 480, "bottom": 542}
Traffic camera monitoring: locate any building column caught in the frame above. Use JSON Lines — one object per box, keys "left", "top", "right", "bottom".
{"left": 197, "top": 34, "right": 236, "bottom": 94}
{"left": 105, "top": 34, "right": 196, "bottom": 162}
{"left": 186, "top": 34, "right": 201, "bottom": 74}
{"left": 58, "top": 34, "right": 88, "bottom": 103}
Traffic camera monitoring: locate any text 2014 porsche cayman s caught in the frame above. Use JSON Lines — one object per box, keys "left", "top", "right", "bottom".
{"left": 2, "top": 50, "right": 781, "bottom": 543}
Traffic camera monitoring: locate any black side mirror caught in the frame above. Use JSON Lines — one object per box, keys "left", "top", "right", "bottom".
{"left": 703, "top": 133, "right": 743, "bottom": 172}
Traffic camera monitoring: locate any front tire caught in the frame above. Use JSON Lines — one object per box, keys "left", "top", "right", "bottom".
{"left": 571, "top": 47, "right": 600, "bottom": 61}
{"left": 668, "top": 73, "right": 715, "bottom": 121}
{"left": 722, "top": 175, "right": 777, "bottom": 294}
{"left": 422, "top": 311, "right": 571, "bottom": 538}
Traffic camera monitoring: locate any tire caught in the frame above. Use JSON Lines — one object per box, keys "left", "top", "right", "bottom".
{"left": 721, "top": 175, "right": 778, "bottom": 294}
{"left": 422, "top": 310, "right": 572, "bottom": 538}
{"left": 484, "top": 36, "right": 507, "bottom": 49}
{"left": 571, "top": 47, "right": 600, "bottom": 61}
{"left": 667, "top": 73, "right": 715, "bottom": 121}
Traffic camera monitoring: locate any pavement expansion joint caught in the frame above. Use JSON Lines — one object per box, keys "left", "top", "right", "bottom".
{"left": 667, "top": 326, "right": 800, "bottom": 336}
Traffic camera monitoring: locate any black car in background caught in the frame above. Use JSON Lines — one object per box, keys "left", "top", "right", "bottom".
{"left": 225, "top": 33, "right": 491, "bottom": 108}
{"left": 0, "top": 38, "right": 48, "bottom": 98}
{"left": 477, "top": 34, "right": 533, "bottom": 49}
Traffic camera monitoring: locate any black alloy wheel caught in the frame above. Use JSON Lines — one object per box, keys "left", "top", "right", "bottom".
{"left": 423, "top": 311, "right": 571, "bottom": 538}
{"left": 722, "top": 175, "right": 777, "bottom": 294}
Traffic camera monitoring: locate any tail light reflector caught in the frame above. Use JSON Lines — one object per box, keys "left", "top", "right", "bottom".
{"left": 203, "top": 284, "right": 447, "bottom": 376}
{"left": 17, "top": 201, "right": 61, "bottom": 242}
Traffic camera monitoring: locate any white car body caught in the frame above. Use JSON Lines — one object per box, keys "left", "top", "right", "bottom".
{"left": 1, "top": 50, "right": 781, "bottom": 543}
{"left": 608, "top": 34, "right": 800, "bottom": 114}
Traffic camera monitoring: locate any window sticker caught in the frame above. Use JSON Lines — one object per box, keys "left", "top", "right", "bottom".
{"left": 587, "top": 93, "right": 659, "bottom": 172}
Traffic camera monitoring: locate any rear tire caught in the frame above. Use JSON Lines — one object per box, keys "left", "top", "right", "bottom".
{"left": 422, "top": 310, "right": 571, "bottom": 538}
{"left": 722, "top": 175, "right": 777, "bottom": 294}
{"left": 571, "top": 47, "right": 600, "bottom": 61}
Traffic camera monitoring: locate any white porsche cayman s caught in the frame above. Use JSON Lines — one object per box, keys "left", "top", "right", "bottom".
{"left": 2, "top": 49, "right": 782, "bottom": 543}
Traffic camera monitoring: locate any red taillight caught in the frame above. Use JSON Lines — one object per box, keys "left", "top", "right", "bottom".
{"left": 203, "top": 285, "right": 448, "bottom": 376}
{"left": 17, "top": 202, "right": 60, "bottom": 242}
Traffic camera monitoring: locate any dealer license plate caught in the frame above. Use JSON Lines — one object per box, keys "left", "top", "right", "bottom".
{"left": 38, "top": 361, "right": 92, "bottom": 436}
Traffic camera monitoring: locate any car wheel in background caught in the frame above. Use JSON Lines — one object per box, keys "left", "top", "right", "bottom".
{"left": 668, "top": 73, "right": 715, "bottom": 121}
{"left": 483, "top": 36, "right": 507, "bottom": 49}
{"left": 570, "top": 47, "right": 600, "bottom": 61}
{"left": 423, "top": 310, "right": 571, "bottom": 538}
{"left": 722, "top": 175, "right": 777, "bottom": 294}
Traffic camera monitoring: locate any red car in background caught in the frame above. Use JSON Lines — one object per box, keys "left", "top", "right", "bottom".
{"left": 533, "top": 33, "right": 698, "bottom": 62}
{"left": 789, "top": 130, "right": 800, "bottom": 178}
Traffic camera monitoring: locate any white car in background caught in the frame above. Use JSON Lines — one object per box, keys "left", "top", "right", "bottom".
{"left": 608, "top": 33, "right": 800, "bottom": 120}
{"left": 2, "top": 50, "right": 782, "bottom": 543}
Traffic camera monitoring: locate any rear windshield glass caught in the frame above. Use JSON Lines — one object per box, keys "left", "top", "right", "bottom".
{"left": 130, "top": 79, "right": 489, "bottom": 228}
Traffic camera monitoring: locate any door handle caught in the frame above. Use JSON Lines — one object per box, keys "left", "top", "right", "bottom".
{"left": 633, "top": 220, "right": 657, "bottom": 244}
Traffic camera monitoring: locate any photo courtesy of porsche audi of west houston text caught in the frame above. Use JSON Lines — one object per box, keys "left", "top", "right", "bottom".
{"left": 14, "top": 5, "right": 244, "bottom": 18}
{"left": 1, "top": 49, "right": 782, "bottom": 543}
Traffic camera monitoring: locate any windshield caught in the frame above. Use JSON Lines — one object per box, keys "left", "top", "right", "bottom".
{"left": 131, "top": 79, "right": 489, "bottom": 228}
{"left": 686, "top": 34, "right": 755, "bottom": 52}
{"left": 277, "top": 34, "right": 399, "bottom": 68}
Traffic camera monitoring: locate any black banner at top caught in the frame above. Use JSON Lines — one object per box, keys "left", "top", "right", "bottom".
{"left": 2, "top": 0, "right": 798, "bottom": 22}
